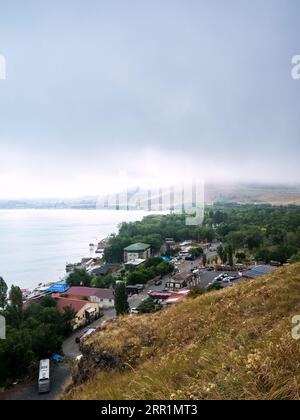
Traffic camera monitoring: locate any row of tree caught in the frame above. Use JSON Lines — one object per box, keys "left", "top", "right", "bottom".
{"left": 103, "top": 205, "right": 300, "bottom": 266}
{"left": 104, "top": 214, "right": 216, "bottom": 263}
{"left": 126, "top": 258, "right": 173, "bottom": 286}
{"left": 208, "top": 205, "right": 300, "bottom": 264}
{"left": 65, "top": 269, "right": 116, "bottom": 289}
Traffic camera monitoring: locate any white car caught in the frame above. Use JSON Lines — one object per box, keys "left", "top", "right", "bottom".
{"left": 214, "top": 273, "right": 226, "bottom": 282}
{"left": 130, "top": 308, "right": 139, "bottom": 314}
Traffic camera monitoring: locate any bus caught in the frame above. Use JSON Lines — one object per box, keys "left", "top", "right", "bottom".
{"left": 38, "top": 359, "right": 50, "bottom": 394}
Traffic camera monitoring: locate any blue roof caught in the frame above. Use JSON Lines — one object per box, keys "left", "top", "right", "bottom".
{"left": 47, "top": 283, "right": 69, "bottom": 293}
{"left": 243, "top": 265, "right": 276, "bottom": 279}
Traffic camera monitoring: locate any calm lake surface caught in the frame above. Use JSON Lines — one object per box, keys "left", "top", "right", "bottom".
{"left": 0, "top": 209, "right": 146, "bottom": 290}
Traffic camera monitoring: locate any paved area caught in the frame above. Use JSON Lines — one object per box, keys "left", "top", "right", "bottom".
{"left": 0, "top": 362, "right": 71, "bottom": 401}
{"left": 63, "top": 309, "right": 115, "bottom": 359}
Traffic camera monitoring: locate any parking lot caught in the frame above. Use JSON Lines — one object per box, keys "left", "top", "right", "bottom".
{"left": 165, "top": 256, "right": 242, "bottom": 290}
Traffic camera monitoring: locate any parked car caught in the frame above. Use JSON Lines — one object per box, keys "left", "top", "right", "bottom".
{"left": 154, "top": 280, "right": 162, "bottom": 286}
{"left": 130, "top": 308, "right": 139, "bottom": 315}
{"left": 99, "top": 311, "right": 104, "bottom": 318}
{"left": 214, "top": 273, "right": 225, "bottom": 282}
{"left": 75, "top": 328, "right": 97, "bottom": 344}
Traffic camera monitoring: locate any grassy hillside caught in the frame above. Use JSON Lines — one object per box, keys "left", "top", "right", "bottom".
{"left": 64, "top": 264, "right": 300, "bottom": 400}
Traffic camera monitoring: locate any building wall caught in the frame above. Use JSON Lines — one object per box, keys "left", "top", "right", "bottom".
{"left": 125, "top": 252, "right": 139, "bottom": 262}
{"left": 66, "top": 293, "right": 114, "bottom": 309}
{"left": 124, "top": 248, "right": 151, "bottom": 263}
{"left": 166, "top": 281, "right": 187, "bottom": 290}
{"left": 142, "top": 249, "right": 152, "bottom": 259}
{"left": 90, "top": 295, "right": 114, "bottom": 309}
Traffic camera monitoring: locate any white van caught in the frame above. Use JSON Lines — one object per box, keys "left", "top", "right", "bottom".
{"left": 38, "top": 359, "right": 50, "bottom": 394}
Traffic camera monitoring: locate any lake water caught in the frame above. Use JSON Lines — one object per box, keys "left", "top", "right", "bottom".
{"left": 0, "top": 209, "right": 147, "bottom": 290}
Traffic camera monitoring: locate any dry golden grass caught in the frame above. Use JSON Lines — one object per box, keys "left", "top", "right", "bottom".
{"left": 63, "top": 264, "right": 300, "bottom": 400}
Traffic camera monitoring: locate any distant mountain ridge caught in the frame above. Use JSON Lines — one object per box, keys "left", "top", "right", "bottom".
{"left": 1, "top": 183, "right": 300, "bottom": 209}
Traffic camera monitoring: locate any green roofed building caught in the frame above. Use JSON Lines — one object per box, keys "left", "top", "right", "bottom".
{"left": 124, "top": 243, "right": 151, "bottom": 263}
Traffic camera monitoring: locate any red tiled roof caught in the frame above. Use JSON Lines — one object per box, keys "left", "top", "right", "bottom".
{"left": 56, "top": 298, "right": 88, "bottom": 314}
{"left": 67, "top": 287, "right": 114, "bottom": 300}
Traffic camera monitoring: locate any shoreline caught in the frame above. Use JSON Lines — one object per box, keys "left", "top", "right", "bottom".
{"left": 26, "top": 239, "right": 109, "bottom": 300}
{"left": 0, "top": 209, "right": 147, "bottom": 293}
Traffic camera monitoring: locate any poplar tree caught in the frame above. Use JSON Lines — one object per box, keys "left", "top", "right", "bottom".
{"left": 114, "top": 282, "right": 129, "bottom": 316}
{"left": 0, "top": 277, "right": 8, "bottom": 308}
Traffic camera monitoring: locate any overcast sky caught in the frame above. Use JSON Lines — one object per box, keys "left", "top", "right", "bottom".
{"left": 0, "top": 0, "right": 299, "bottom": 198}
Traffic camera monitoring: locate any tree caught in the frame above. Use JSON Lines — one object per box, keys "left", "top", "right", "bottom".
{"left": 188, "top": 288, "right": 205, "bottom": 299}
{"left": 190, "top": 247, "right": 204, "bottom": 259}
{"left": 212, "top": 210, "right": 226, "bottom": 225}
{"left": 155, "top": 262, "right": 172, "bottom": 277}
{"left": 40, "top": 295, "right": 57, "bottom": 308}
{"left": 0, "top": 277, "right": 8, "bottom": 308}
{"left": 127, "top": 270, "right": 148, "bottom": 285}
{"left": 200, "top": 227, "right": 216, "bottom": 242}
{"left": 9, "top": 285, "right": 23, "bottom": 314}
{"left": 104, "top": 235, "right": 132, "bottom": 263}
{"left": 66, "top": 269, "right": 93, "bottom": 287}
{"left": 144, "top": 257, "right": 163, "bottom": 268}
{"left": 227, "top": 245, "right": 234, "bottom": 267}
{"left": 226, "top": 231, "right": 246, "bottom": 251}
{"left": 114, "top": 282, "right": 129, "bottom": 316}
{"left": 92, "top": 274, "right": 115, "bottom": 289}
{"left": 0, "top": 291, "right": 77, "bottom": 386}
{"left": 245, "top": 229, "right": 264, "bottom": 250}
{"left": 217, "top": 246, "right": 227, "bottom": 264}
{"left": 235, "top": 252, "right": 246, "bottom": 263}
{"left": 137, "top": 298, "right": 158, "bottom": 314}
{"left": 0, "top": 328, "right": 34, "bottom": 383}
{"left": 291, "top": 252, "right": 300, "bottom": 263}
{"left": 61, "top": 306, "right": 76, "bottom": 335}
{"left": 207, "top": 283, "right": 223, "bottom": 292}
{"left": 31, "top": 324, "right": 63, "bottom": 360}
{"left": 144, "top": 234, "right": 163, "bottom": 253}
{"left": 255, "top": 248, "right": 271, "bottom": 263}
